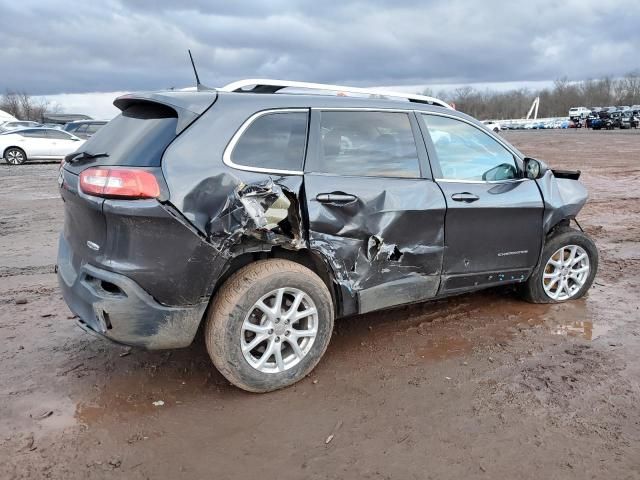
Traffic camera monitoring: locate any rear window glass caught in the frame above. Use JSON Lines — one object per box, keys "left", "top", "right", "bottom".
{"left": 230, "top": 111, "right": 308, "bottom": 172}
{"left": 78, "top": 103, "right": 178, "bottom": 166}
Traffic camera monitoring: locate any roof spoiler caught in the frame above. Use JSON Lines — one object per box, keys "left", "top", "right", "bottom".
{"left": 113, "top": 90, "right": 218, "bottom": 134}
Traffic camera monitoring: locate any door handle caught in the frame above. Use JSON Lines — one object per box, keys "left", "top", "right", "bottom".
{"left": 316, "top": 192, "right": 358, "bottom": 204}
{"left": 451, "top": 192, "right": 480, "bottom": 203}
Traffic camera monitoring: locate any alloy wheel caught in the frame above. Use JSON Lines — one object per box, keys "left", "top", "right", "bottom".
{"left": 241, "top": 287, "right": 318, "bottom": 373}
{"left": 542, "top": 245, "right": 590, "bottom": 301}
{"left": 6, "top": 149, "right": 24, "bottom": 165}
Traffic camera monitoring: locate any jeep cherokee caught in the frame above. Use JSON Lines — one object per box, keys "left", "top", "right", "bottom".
{"left": 57, "top": 79, "right": 598, "bottom": 392}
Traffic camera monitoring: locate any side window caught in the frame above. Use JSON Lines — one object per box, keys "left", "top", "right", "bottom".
{"left": 19, "top": 129, "right": 47, "bottom": 139}
{"left": 51, "top": 130, "right": 75, "bottom": 140}
{"left": 230, "top": 111, "right": 308, "bottom": 172}
{"left": 422, "top": 114, "right": 518, "bottom": 181}
{"left": 313, "top": 111, "right": 421, "bottom": 178}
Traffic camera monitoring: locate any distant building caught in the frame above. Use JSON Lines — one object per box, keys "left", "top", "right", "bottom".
{"left": 0, "top": 109, "right": 17, "bottom": 123}
{"left": 41, "top": 113, "right": 93, "bottom": 124}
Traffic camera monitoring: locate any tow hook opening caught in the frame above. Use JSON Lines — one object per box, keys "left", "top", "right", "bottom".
{"left": 84, "top": 273, "right": 127, "bottom": 298}
{"left": 100, "top": 280, "right": 124, "bottom": 296}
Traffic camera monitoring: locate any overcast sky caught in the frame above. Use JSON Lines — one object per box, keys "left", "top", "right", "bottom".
{"left": 2, "top": 0, "right": 639, "bottom": 118}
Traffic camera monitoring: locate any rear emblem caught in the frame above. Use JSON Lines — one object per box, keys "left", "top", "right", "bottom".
{"left": 86, "top": 241, "right": 100, "bottom": 251}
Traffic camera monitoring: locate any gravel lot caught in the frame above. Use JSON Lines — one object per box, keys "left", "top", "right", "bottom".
{"left": 1, "top": 129, "right": 639, "bottom": 479}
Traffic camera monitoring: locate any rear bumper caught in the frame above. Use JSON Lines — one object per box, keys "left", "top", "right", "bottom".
{"left": 57, "top": 235, "right": 208, "bottom": 349}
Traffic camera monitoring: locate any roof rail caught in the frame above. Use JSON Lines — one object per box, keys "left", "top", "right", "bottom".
{"left": 218, "top": 79, "right": 452, "bottom": 109}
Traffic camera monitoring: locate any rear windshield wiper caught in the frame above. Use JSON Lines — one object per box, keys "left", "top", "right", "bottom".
{"left": 65, "top": 151, "right": 109, "bottom": 164}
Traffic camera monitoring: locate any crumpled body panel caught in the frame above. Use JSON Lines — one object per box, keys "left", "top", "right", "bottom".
{"left": 536, "top": 170, "right": 588, "bottom": 234}
{"left": 304, "top": 175, "right": 446, "bottom": 313}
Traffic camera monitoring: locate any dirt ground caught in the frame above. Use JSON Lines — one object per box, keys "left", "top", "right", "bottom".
{"left": 1, "top": 129, "right": 639, "bottom": 479}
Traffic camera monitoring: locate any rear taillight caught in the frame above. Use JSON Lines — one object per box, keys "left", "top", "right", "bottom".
{"left": 79, "top": 167, "right": 160, "bottom": 199}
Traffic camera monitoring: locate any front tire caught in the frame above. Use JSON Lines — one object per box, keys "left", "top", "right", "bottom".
{"left": 4, "top": 147, "right": 27, "bottom": 165}
{"left": 205, "top": 259, "right": 334, "bottom": 393}
{"left": 522, "top": 227, "right": 598, "bottom": 303}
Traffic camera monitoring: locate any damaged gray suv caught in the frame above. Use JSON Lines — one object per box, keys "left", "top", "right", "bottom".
{"left": 57, "top": 79, "right": 598, "bottom": 392}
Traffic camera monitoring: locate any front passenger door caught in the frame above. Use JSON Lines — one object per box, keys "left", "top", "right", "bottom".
{"left": 419, "top": 113, "right": 544, "bottom": 293}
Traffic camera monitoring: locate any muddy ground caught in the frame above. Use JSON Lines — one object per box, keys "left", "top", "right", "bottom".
{"left": 1, "top": 129, "right": 639, "bottom": 479}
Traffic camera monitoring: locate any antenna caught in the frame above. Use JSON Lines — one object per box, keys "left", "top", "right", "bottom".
{"left": 188, "top": 49, "right": 202, "bottom": 88}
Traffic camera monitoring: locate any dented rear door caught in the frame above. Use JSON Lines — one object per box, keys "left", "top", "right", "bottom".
{"left": 304, "top": 109, "right": 446, "bottom": 314}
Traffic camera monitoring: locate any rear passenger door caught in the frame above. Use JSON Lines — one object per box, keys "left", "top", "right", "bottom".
{"left": 304, "top": 109, "right": 446, "bottom": 314}
{"left": 419, "top": 113, "right": 544, "bottom": 293}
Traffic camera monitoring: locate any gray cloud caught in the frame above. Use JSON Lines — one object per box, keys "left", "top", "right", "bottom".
{"left": 1, "top": 0, "right": 638, "bottom": 95}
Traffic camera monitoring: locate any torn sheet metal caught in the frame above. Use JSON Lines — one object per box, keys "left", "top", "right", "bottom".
{"left": 181, "top": 173, "right": 305, "bottom": 257}
{"left": 536, "top": 170, "right": 588, "bottom": 234}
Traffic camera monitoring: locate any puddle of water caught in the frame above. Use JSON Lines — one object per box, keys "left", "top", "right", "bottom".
{"left": 415, "top": 337, "right": 472, "bottom": 361}
{"left": 384, "top": 290, "right": 607, "bottom": 364}
{"left": 538, "top": 301, "right": 611, "bottom": 341}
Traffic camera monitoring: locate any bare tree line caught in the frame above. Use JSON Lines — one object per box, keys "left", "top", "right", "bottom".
{"left": 4, "top": 72, "right": 640, "bottom": 122}
{"left": 423, "top": 71, "right": 640, "bottom": 120}
{"left": 0, "top": 90, "right": 60, "bottom": 121}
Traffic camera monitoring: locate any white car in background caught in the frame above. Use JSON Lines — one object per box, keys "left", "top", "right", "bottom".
{"left": 481, "top": 120, "right": 501, "bottom": 132}
{"left": 1, "top": 128, "right": 84, "bottom": 165}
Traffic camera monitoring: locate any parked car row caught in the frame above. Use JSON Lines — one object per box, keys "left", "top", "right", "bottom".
{"left": 1, "top": 120, "right": 108, "bottom": 164}
{"left": 499, "top": 119, "right": 571, "bottom": 130}
{"left": 586, "top": 108, "right": 640, "bottom": 130}
{"left": 568, "top": 105, "right": 640, "bottom": 120}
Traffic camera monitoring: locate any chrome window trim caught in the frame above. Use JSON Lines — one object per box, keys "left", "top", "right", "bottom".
{"left": 311, "top": 107, "right": 414, "bottom": 113}
{"left": 420, "top": 111, "right": 528, "bottom": 185}
{"left": 222, "top": 108, "right": 308, "bottom": 176}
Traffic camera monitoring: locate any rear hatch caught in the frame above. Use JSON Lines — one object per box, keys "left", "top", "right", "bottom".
{"left": 58, "top": 90, "right": 217, "bottom": 285}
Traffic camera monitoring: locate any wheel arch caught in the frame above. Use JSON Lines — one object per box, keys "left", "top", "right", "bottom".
{"left": 3, "top": 145, "right": 26, "bottom": 159}
{"left": 210, "top": 246, "right": 351, "bottom": 318}
{"left": 545, "top": 217, "right": 573, "bottom": 239}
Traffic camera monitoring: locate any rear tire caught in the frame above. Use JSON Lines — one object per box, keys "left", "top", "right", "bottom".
{"left": 522, "top": 227, "right": 598, "bottom": 303}
{"left": 205, "top": 259, "right": 334, "bottom": 393}
{"left": 4, "top": 147, "right": 27, "bottom": 165}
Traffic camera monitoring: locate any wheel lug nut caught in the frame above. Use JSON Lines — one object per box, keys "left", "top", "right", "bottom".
{"left": 285, "top": 331, "right": 290, "bottom": 336}
{"left": 268, "top": 329, "right": 274, "bottom": 335}
{"left": 276, "top": 336, "right": 280, "bottom": 342}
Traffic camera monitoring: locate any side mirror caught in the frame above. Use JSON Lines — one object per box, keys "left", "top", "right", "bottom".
{"left": 524, "top": 157, "right": 547, "bottom": 180}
